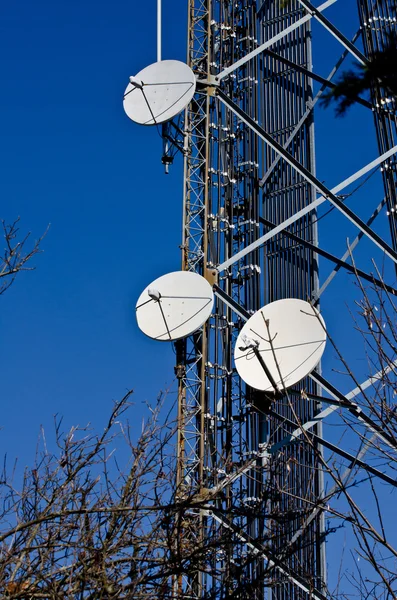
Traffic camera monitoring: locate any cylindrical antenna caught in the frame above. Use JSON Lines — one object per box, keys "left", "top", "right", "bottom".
{"left": 157, "top": 0, "right": 162, "bottom": 62}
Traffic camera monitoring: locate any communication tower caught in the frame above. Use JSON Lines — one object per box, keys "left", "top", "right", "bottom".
{"left": 126, "top": 0, "right": 397, "bottom": 597}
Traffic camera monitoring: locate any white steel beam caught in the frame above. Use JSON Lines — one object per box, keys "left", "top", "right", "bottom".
{"left": 204, "top": 509, "right": 329, "bottom": 600}
{"left": 260, "top": 30, "right": 361, "bottom": 188}
{"left": 217, "top": 90, "right": 397, "bottom": 267}
{"left": 298, "top": 0, "right": 368, "bottom": 65}
{"left": 315, "top": 199, "right": 387, "bottom": 299}
{"left": 275, "top": 359, "right": 397, "bottom": 446}
{"left": 310, "top": 372, "right": 397, "bottom": 451}
{"left": 215, "top": 0, "right": 337, "bottom": 81}
{"left": 157, "top": 0, "right": 162, "bottom": 62}
{"left": 217, "top": 145, "right": 397, "bottom": 272}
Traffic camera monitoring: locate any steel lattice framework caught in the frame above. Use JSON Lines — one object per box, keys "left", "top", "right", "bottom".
{"left": 169, "top": 0, "right": 397, "bottom": 598}
{"left": 358, "top": 0, "right": 397, "bottom": 248}
{"left": 177, "top": 1, "right": 325, "bottom": 598}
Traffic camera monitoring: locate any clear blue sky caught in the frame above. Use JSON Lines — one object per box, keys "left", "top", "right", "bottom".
{"left": 0, "top": 0, "right": 393, "bottom": 538}
{"left": 0, "top": 0, "right": 191, "bottom": 463}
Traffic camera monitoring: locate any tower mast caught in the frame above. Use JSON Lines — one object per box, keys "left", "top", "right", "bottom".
{"left": 178, "top": 0, "right": 325, "bottom": 597}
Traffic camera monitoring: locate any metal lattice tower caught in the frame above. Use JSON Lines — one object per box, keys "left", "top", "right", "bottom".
{"left": 123, "top": 0, "right": 397, "bottom": 598}
{"left": 177, "top": 1, "right": 325, "bottom": 597}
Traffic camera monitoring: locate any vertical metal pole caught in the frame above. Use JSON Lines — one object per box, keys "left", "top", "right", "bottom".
{"left": 157, "top": 0, "right": 162, "bottom": 62}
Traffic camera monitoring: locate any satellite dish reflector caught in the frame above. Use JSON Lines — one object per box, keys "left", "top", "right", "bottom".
{"left": 234, "top": 299, "right": 326, "bottom": 392}
{"left": 123, "top": 60, "right": 196, "bottom": 125}
{"left": 136, "top": 271, "right": 214, "bottom": 341}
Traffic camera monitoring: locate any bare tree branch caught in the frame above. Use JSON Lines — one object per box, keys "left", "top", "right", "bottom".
{"left": 0, "top": 218, "right": 48, "bottom": 296}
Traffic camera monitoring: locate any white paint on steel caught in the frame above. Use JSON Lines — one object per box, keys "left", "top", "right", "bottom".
{"left": 297, "top": 0, "right": 366, "bottom": 65}
{"left": 218, "top": 93, "right": 397, "bottom": 265}
{"left": 123, "top": 60, "right": 196, "bottom": 125}
{"left": 157, "top": 0, "right": 162, "bottom": 62}
{"left": 205, "top": 510, "right": 327, "bottom": 600}
{"left": 216, "top": 0, "right": 336, "bottom": 81}
{"left": 234, "top": 299, "right": 326, "bottom": 391}
{"left": 136, "top": 271, "right": 214, "bottom": 341}
{"left": 286, "top": 358, "right": 397, "bottom": 443}
{"left": 217, "top": 144, "right": 397, "bottom": 272}
{"left": 315, "top": 200, "right": 385, "bottom": 299}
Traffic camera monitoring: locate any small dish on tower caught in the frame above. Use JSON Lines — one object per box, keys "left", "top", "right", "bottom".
{"left": 123, "top": 60, "right": 196, "bottom": 125}
{"left": 234, "top": 298, "right": 326, "bottom": 392}
{"left": 136, "top": 271, "right": 214, "bottom": 341}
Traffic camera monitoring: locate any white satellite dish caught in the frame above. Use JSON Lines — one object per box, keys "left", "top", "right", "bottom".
{"left": 136, "top": 271, "right": 214, "bottom": 341}
{"left": 123, "top": 60, "right": 196, "bottom": 126}
{"left": 234, "top": 299, "right": 326, "bottom": 392}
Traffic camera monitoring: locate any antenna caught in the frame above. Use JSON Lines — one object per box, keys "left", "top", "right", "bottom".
{"left": 123, "top": 60, "right": 196, "bottom": 126}
{"left": 136, "top": 271, "right": 214, "bottom": 341}
{"left": 234, "top": 299, "right": 327, "bottom": 392}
